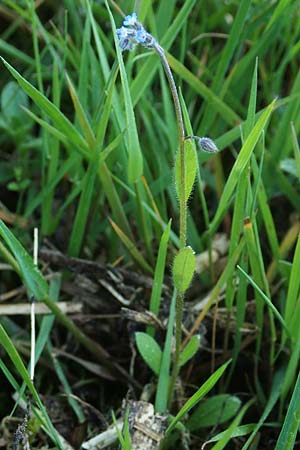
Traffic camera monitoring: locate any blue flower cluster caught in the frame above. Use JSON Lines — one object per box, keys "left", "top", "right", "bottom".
{"left": 117, "top": 13, "right": 156, "bottom": 52}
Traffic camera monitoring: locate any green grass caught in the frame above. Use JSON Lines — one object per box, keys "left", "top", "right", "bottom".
{"left": 0, "top": 1, "right": 299, "bottom": 449}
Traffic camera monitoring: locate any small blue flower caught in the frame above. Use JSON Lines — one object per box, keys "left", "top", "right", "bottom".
{"left": 117, "top": 26, "right": 129, "bottom": 39}
{"left": 136, "top": 28, "right": 147, "bottom": 43}
{"left": 116, "top": 12, "right": 156, "bottom": 52}
{"left": 123, "top": 12, "right": 138, "bottom": 27}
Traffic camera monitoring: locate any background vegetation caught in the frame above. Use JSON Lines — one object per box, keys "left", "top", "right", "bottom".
{"left": 0, "top": 0, "right": 299, "bottom": 449}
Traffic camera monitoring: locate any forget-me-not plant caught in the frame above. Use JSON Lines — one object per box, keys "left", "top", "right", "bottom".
{"left": 117, "top": 13, "right": 218, "bottom": 153}
{"left": 117, "top": 12, "right": 219, "bottom": 406}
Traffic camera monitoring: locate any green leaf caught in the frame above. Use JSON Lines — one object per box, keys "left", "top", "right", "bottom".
{"left": 206, "top": 423, "right": 279, "bottom": 444}
{"left": 209, "top": 399, "right": 254, "bottom": 450}
{"left": 165, "top": 360, "right": 231, "bottom": 436}
{"left": 135, "top": 332, "right": 162, "bottom": 376}
{"left": 1, "top": 81, "right": 29, "bottom": 125}
{"left": 173, "top": 246, "right": 195, "bottom": 293}
{"left": 179, "top": 335, "right": 200, "bottom": 367}
{"left": 175, "top": 141, "right": 197, "bottom": 202}
{"left": 187, "top": 394, "right": 241, "bottom": 431}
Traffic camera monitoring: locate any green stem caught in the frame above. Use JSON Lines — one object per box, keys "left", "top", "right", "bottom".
{"left": 154, "top": 43, "right": 187, "bottom": 406}
{"left": 154, "top": 44, "right": 186, "bottom": 247}
{"left": 168, "top": 291, "right": 184, "bottom": 409}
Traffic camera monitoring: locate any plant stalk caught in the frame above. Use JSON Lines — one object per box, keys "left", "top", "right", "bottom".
{"left": 154, "top": 43, "right": 187, "bottom": 405}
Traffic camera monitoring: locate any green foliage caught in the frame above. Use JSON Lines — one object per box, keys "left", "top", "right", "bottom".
{"left": 165, "top": 360, "right": 231, "bottom": 437}
{"left": 175, "top": 141, "right": 197, "bottom": 202}
{"left": 179, "top": 334, "right": 200, "bottom": 367}
{"left": 135, "top": 332, "right": 162, "bottom": 375}
{"left": 187, "top": 394, "right": 241, "bottom": 431}
{"left": 172, "top": 246, "right": 195, "bottom": 293}
{"left": 0, "top": 1, "right": 300, "bottom": 448}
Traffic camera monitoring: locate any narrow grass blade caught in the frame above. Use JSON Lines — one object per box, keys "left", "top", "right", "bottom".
{"left": 147, "top": 220, "right": 171, "bottom": 337}
{"left": 275, "top": 368, "right": 300, "bottom": 450}
{"left": 224, "top": 52, "right": 257, "bottom": 311}
{"left": 209, "top": 399, "right": 254, "bottom": 450}
{"left": 165, "top": 360, "right": 231, "bottom": 436}
{"left": 47, "top": 339, "right": 85, "bottom": 423}
{"left": 284, "top": 232, "right": 300, "bottom": 326}
{"left": 281, "top": 314, "right": 300, "bottom": 402}
{"left": 134, "top": 181, "right": 154, "bottom": 262}
{"left": 68, "top": 151, "right": 100, "bottom": 257}
{"left": 0, "top": 325, "right": 63, "bottom": 449}
{"left": 66, "top": 73, "right": 96, "bottom": 149}
{"left": 109, "top": 218, "right": 152, "bottom": 273}
{"left": 209, "top": 99, "right": 276, "bottom": 235}
{"left": 291, "top": 122, "right": 300, "bottom": 178}
{"left": 242, "top": 368, "right": 285, "bottom": 449}
{"left": 99, "top": 163, "right": 133, "bottom": 239}
{"left": 0, "top": 220, "right": 48, "bottom": 298}
{"left": 237, "top": 265, "right": 290, "bottom": 338}
{"left": 183, "top": 238, "right": 245, "bottom": 346}
{"left": 0, "top": 220, "right": 123, "bottom": 374}
{"left": 105, "top": 1, "right": 143, "bottom": 183}
{"left": 0, "top": 38, "right": 35, "bottom": 65}
{"left": 155, "top": 290, "right": 176, "bottom": 413}
{"left": 179, "top": 335, "right": 200, "bottom": 368}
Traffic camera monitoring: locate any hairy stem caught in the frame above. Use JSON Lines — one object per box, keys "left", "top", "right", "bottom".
{"left": 154, "top": 43, "right": 186, "bottom": 406}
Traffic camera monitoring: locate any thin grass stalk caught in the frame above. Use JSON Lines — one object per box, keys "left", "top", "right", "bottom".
{"left": 30, "top": 227, "right": 38, "bottom": 382}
